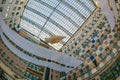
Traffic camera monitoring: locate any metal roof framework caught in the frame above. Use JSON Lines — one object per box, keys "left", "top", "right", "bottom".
{"left": 20, "top": 0, "right": 95, "bottom": 50}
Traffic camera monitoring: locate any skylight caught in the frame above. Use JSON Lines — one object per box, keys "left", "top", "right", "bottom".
{"left": 20, "top": 0, "right": 96, "bottom": 50}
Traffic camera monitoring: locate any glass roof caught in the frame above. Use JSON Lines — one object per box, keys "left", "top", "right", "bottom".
{"left": 20, "top": 0, "right": 96, "bottom": 50}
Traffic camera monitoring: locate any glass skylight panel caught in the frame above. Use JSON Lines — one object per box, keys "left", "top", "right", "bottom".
{"left": 20, "top": 20, "right": 28, "bottom": 29}
{"left": 27, "top": 0, "right": 35, "bottom": 4}
{"left": 21, "top": 20, "right": 32, "bottom": 29}
{"left": 22, "top": 16, "right": 44, "bottom": 31}
{"left": 76, "top": 1, "right": 92, "bottom": 13}
{"left": 49, "top": 43, "right": 63, "bottom": 50}
{"left": 21, "top": 22, "right": 39, "bottom": 36}
{"left": 21, "top": 20, "right": 41, "bottom": 36}
{"left": 20, "top": 0, "right": 96, "bottom": 50}
{"left": 51, "top": 12, "right": 72, "bottom": 27}
{"left": 31, "top": 28, "right": 40, "bottom": 36}
{"left": 57, "top": 4, "right": 84, "bottom": 24}
{"left": 62, "top": 36, "right": 71, "bottom": 42}
{"left": 39, "top": 31, "right": 50, "bottom": 40}
{"left": 80, "top": 0, "right": 95, "bottom": 11}
{"left": 73, "top": 17, "right": 84, "bottom": 26}
{"left": 67, "top": 28, "right": 77, "bottom": 34}
{"left": 44, "top": 25, "right": 61, "bottom": 36}
{"left": 87, "top": 0, "right": 95, "bottom": 10}
{"left": 41, "top": 0, "right": 60, "bottom": 7}
{"left": 65, "top": 0, "right": 90, "bottom": 18}
{"left": 20, "top": 21, "right": 32, "bottom": 32}
{"left": 28, "top": 1, "right": 52, "bottom": 17}
{"left": 44, "top": 22, "right": 71, "bottom": 44}
{"left": 51, "top": 12, "right": 77, "bottom": 34}
{"left": 23, "top": 10, "right": 46, "bottom": 27}
{"left": 80, "top": 20, "right": 85, "bottom": 25}
{"left": 45, "top": 22, "right": 69, "bottom": 37}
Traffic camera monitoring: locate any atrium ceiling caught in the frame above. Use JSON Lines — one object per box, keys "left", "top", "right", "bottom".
{"left": 20, "top": 0, "right": 96, "bottom": 50}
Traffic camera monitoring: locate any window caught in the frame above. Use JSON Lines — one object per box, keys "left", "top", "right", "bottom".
{"left": 18, "top": 7, "right": 21, "bottom": 10}
{"left": 93, "top": 60, "right": 98, "bottom": 67}
{"left": 98, "top": 54, "right": 103, "bottom": 60}
{"left": 20, "top": 0, "right": 95, "bottom": 50}
{"left": 12, "top": 12, "right": 14, "bottom": 16}
{"left": 74, "top": 49, "right": 80, "bottom": 55}
{"left": 13, "top": 23, "right": 16, "bottom": 26}
{"left": 79, "top": 69, "right": 84, "bottom": 75}
{"left": 86, "top": 66, "right": 91, "bottom": 72}
{"left": 2, "top": 0, "right": 6, "bottom": 4}
{"left": 115, "top": 0, "right": 118, "bottom": 3}
{"left": 74, "top": 42, "right": 77, "bottom": 46}
{"left": 14, "top": 19, "right": 17, "bottom": 22}
{"left": 13, "top": 7, "right": 16, "bottom": 11}
{"left": 9, "top": 20, "right": 12, "bottom": 23}
{"left": 6, "top": 6, "right": 10, "bottom": 11}
{"left": 0, "top": 7, "right": 3, "bottom": 12}
{"left": 15, "top": 0, "right": 19, "bottom": 5}
{"left": 9, "top": 0, "right": 13, "bottom": 4}
{"left": 99, "top": 47, "right": 103, "bottom": 52}
{"left": 73, "top": 73, "right": 77, "bottom": 80}
{"left": 16, "top": 12, "right": 19, "bottom": 15}
{"left": 5, "top": 13, "right": 8, "bottom": 18}
{"left": 9, "top": 24, "right": 12, "bottom": 27}
{"left": 20, "top": 1, "right": 24, "bottom": 5}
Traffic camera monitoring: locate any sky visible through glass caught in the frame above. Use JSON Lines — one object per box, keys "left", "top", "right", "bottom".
{"left": 20, "top": 0, "right": 95, "bottom": 50}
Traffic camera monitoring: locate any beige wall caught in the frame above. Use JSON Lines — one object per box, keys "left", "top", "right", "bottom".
{"left": 0, "top": 0, "right": 28, "bottom": 28}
